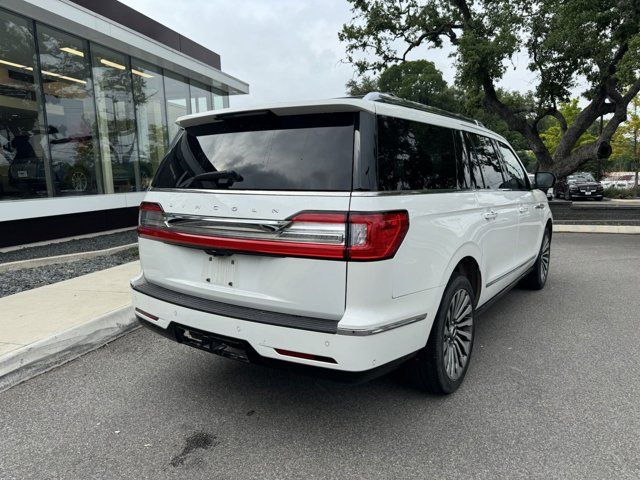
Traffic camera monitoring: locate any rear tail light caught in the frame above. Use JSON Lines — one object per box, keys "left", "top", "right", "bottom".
{"left": 138, "top": 202, "right": 408, "bottom": 261}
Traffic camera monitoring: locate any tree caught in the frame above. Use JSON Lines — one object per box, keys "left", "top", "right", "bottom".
{"left": 339, "top": 0, "right": 640, "bottom": 178}
{"left": 347, "top": 60, "right": 531, "bottom": 151}
{"left": 610, "top": 96, "right": 640, "bottom": 187}
{"left": 346, "top": 60, "right": 459, "bottom": 109}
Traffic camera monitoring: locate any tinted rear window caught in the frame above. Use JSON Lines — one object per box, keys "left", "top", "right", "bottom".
{"left": 377, "top": 116, "right": 458, "bottom": 191}
{"left": 153, "top": 113, "right": 355, "bottom": 191}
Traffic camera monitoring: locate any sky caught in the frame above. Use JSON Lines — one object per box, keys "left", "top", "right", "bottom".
{"left": 123, "top": 0, "right": 542, "bottom": 109}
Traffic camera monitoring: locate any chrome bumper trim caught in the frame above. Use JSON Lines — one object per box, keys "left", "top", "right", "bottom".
{"left": 336, "top": 314, "right": 427, "bottom": 336}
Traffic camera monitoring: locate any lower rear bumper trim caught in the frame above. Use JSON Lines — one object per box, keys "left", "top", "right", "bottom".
{"left": 132, "top": 279, "right": 339, "bottom": 334}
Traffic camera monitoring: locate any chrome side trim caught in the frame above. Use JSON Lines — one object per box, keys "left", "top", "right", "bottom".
{"left": 336, "top": 314, "right": 427, "bottom": 336}
{"left": 486, "top": 255, "right": 537, "bottom": 288}
{"left": 351, "top": 189, "right": 461, "bottom": 197}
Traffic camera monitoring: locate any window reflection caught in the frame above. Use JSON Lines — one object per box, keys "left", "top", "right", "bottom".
{"left": 164, "top": 71, "right": 189, "bottom": 140}
{"left": 37, "top": 25, "right": 102, "bottom": 195}
{"left": 189, "top": 80, "right": 211, "bottom": 113}
{"left": 0, "top": 10, "right": 48, "bottom": 200}
{"left": 0, "top": 7, "right": 237, "bottom": 202}
{"left": 132, "top": 59, "right": 167, "bottom": 181}
{"left": 212, "top": 88, "right": 225, "bottom": 110}
{"left": 92, "top": 45, "right": 143, "bottom": 192}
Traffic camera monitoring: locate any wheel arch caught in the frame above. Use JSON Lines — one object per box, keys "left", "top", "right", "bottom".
{"left": 440, "top": 242, "right": 483, "bottom": 305}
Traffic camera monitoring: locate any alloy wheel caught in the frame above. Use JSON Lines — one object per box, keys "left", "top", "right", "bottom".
{"left": 443, "top": 289, "right": 473, "bottom": 381}
{"left": 540, "top": 234, "right": 551, "bottom": 283}
{"left": 71, "top": 171, "right": 88, "bottom": 192}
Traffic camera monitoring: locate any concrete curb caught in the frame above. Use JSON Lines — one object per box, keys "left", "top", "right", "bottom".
{"left": 0, "top": 243, "right": 138, "bottom": 273}
{"left": 0, "top": 305, "right": 138, "bottom": 393}
{"left": 553, "top": 224, "right": 640, "bottom": 234}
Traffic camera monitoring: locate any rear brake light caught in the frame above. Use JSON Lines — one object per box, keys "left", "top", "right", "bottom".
{"left": 138, "top": 203, "right": 408, "bottom": 261}
{"left": 348, "top": 211, "right": 409, "bottom": 261}
{"left": 139, "top": 202, "right": 165, "bottom": 229}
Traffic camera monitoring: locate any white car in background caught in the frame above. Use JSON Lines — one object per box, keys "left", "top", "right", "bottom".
{"left": 132, "top": 93, "right": 555, "bottom": 394}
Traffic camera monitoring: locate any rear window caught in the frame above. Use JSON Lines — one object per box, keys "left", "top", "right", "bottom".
{"left": 153, "top": 112, "right": 355, "bottom": 191}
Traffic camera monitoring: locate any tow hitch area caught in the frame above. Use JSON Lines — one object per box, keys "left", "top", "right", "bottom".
{"left": 174, "top": 325, "right": 251, "bottom": 363}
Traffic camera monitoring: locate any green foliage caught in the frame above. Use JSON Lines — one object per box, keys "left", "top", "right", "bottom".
{"left": 345, "top": 76, "right": 379, "bottom": 96}
{"left": 347, "top": 60, "right": 530, "bottom": 150}
{"left": 610, "top": 96, "right": 640, "bottom": 172}
{"left": 539, "top": 100, "right": 596, "bottom": 155}
{"left": 604, "top": 187, "right": 640, "bottom": 199}
{"left": 340, "top": 0, "right": 640, "bottom": 176}
{"left": 457, "top": 87, "right": 533, "bottom": 151}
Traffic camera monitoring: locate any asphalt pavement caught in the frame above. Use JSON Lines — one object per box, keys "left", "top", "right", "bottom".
{"left": 1, "top": 233, "right": 639, "bottom": 479}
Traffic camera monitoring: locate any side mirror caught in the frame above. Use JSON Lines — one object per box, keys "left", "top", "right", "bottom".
{"left": 534, "top": 172, "right": 556, "bottom": 190}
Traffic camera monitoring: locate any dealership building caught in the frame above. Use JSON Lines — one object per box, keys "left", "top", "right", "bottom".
{"left": 0, "top": 0, "right": 249, "bottom": 247}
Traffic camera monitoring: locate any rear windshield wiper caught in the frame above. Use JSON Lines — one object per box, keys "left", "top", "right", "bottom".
{"left": 179, "top": 170, "right": 244, "bottom": 189}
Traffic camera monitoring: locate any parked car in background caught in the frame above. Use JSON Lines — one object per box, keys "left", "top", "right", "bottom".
{"left": 132, "top": 93, "right": 556, "bottom": 395}
{"left": 554, "top": 172, "right": 604, "bottom": 201}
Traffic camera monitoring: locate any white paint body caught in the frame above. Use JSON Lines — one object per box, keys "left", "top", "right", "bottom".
{"left": 132, "top": 98, "right": 553, "bottom": 372}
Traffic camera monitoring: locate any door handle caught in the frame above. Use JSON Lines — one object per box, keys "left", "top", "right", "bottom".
{"left": 518, "top": 206, "right": 529, "bottom": 214}
{"left": 483, "top": 210, "right": 498, "bottom": 220}
{"left": 534, "top": 203, "right": 545, "bottom": 209}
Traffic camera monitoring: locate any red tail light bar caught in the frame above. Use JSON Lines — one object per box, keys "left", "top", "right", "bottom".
{"left": 138, "top": 202, "right": 409, "bottom": 261}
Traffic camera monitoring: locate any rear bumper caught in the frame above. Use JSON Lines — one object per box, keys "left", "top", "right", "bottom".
{"left": 131, "top": 284, "right": 430, "bottom": 373}
{"left": 137, "top": 317, "right": 416, "bottom": 382}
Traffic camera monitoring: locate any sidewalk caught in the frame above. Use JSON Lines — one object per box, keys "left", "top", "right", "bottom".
{"left": 0, "top": 261, "right": 140, "bottom": 391}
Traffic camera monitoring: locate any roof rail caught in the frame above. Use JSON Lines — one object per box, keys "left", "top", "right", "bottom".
{"left": 362, "top": 92, "right": 484, "bottom": 127}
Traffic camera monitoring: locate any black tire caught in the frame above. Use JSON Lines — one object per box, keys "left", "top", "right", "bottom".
{"left": 564, "top": 190, "right": 571, "bottom": 201}
{"left": 519, "top": 228, "right": 551, "bottom": 290}
{"left": 409, "top": 274, "right": 475, "bottom": 395}
{"left": 595, "top": 196, "right": 603, "bottom": 201}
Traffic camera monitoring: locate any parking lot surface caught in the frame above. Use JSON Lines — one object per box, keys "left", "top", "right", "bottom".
{"left": 1, "top": 233, "right": 639, "bottom": 479}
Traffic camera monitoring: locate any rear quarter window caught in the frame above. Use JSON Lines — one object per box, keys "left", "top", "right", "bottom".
{"left": 153, "top": 112, "right": 355, "bottom": 191}
{"left": 377, "top": 115, "right": 458, "bottom": 191}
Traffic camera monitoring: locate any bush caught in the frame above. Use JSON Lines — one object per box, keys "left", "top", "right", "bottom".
{"left": 604, "top": 187, "right": 640, "bottom": 199}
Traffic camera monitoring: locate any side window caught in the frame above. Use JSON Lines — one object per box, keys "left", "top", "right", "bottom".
{"left": 466, "top": 133, "right": 504, "bottom": 189}
{"left": 377, "top": 116, "right": 457, "bottom": 191}
{"left": 452, "top": 130, "right": 471, "bottom": 189}
{"left": 462, "top": 132, "right": 484, "bottom": 188}
{"left": 496, "top": 142, "right": 528, "bottom": 190}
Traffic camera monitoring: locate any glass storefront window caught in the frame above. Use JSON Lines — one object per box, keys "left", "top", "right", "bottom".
{"left": 164, "top": 71, "right": 189, "bottom": 141}
{"left": 0, "top": 10, "right": 48, "bottom": 200}
{"left": 212, "top": 88, "right": 225, "bottom": 110}
{"left": 131, "top": 58, "right": 167, "bottom": 180}
{"left": 91, "top": 44, "right": 142, "bottom": 192}
{"left": 37, "top": 24, "right": 102, "bottom": 196}
{"left": 189, "top": 80, "right": 212, "bottom": 113}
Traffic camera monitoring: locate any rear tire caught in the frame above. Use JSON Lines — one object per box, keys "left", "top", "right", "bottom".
{"left": 409, "top": 274, "right": 475, "bottom": 395}
{"left": 519, "top": 229, "right": 551, "bottom": 290}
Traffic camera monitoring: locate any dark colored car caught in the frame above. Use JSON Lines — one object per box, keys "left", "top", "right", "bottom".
{"left": 554, "top": 172, "right": 604, "bottom": 201}
{"left": 8, "top": 132, "right": 151, "bottom": 195}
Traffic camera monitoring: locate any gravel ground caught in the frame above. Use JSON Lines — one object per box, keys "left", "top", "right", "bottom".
{"left": 0, "top": 247, "right": 139, "bottom": 298}
{"left": 0, "top": 229, "right": 138, "bottom": 264}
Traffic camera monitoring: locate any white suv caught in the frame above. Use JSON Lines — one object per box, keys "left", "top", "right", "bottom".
{"left": 131, "top": 93, "right": 555, "bottom": 394}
